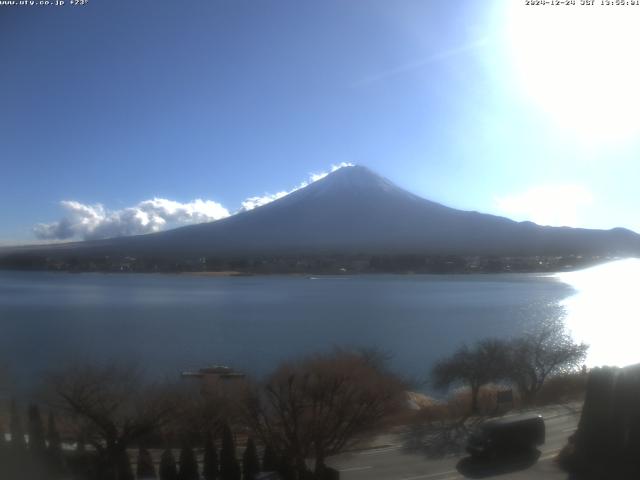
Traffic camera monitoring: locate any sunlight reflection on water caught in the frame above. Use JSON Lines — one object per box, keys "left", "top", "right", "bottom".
{"left": 556, "top": 258, "right": 640, "bottom": 368}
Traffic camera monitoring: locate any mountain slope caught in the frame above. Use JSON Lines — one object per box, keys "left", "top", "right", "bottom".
{"left": 5, "top": 166, "right": 640, "bottom": 258}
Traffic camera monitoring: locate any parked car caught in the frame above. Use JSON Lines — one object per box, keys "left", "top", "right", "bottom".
{"left": 466, "top": 413, "right": 546, "bottom": 459}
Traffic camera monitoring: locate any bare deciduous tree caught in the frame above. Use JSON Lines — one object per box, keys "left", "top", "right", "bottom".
{"left": 170, "top": 379, "right": 242, "bottom": 441}
{"left": 46, "top": 363, "right": 177, "bottom": 480}
{"left": 431, "top": 339, "right": 510, "bottom": 415}
{"left": 243, "top": 349, "right": 406, "bottom": 479}
{"left": 508, "top": 318, "right": 588, "bottom": 404}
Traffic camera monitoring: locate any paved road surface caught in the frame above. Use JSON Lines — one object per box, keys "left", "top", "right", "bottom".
{"left": 327, "top": 404, "right": 581, "bottom": 480}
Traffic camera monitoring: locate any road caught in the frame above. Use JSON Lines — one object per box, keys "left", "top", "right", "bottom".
{"left": 327, "top": 404, "right": 581, "bottom": 480}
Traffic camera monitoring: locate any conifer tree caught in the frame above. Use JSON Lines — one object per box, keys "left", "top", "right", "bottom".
{"left": 0, "top": 422, "right": 9, "bottom": 480}
{"left": 242, "top": 438, "right": 260, "bottom": 480}
{"left": 159, "top": 449, "right": 179, "bottom": 480}
{"left": 220, "top": 424, "right": 241, "bottom": 480}
{"left": 178, "top": 443, "right": 199, "bottom": 480}
{"left": 27, "top": 405, "right": 46, "bottom": 458}
{"left": 261, "top": 444, "right": 278, "bottom": 472}
{"left": 9, "top": 400, "right": 25, "bottom": 451}
{"left": 118, "top": 450, "right": 135, "bottom": 480}
{"left": 47, "top": 412, "right": 64, "bottom": 473}
{"left": 203, "top": 432, "right": 219, "bottom": 480}
{"left": 137, "top": 447, "right": 157, "bottom": 479}
{"left": 277, "top": 454, "right": 295, "bottom": 480}
{"left": 72, "top": 432, "right": 92, "bottom": 480}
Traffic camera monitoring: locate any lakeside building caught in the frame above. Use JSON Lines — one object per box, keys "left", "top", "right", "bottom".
{"left": 181, "top": 365, "right": 246, "bottom": 396}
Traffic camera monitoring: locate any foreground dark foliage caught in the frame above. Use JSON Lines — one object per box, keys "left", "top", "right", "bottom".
{"left": 178, "top": 443, "right": 199, "bottom": 480}
{"left": 159, "top": 449, "right": 179, "bottom": 480}
{"left": 244, "top": 348, "right": 405, "bottom": 479}
{"left": 220, "top": 424, "right": 241, "bottom": 480}
{"left": 242, "top": 438, "right": 260, "bottom": 480}
{"left": 203, "top": 432, "right": 219, "bottom": 480}
{"left": 137, "top": 447, "right": 157, "bottom": 479}
{"left": 1, "top": 350, "right": 407, "bottom": 480}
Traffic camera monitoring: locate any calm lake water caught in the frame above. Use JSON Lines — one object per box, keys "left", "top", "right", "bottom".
{"left": 0, "top": 261, "right": 637, "bottom": 389}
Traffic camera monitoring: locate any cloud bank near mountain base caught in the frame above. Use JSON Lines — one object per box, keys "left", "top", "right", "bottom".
{"left": 34, "top": 163, "right": 354, "bottom": 241}
{"left": 34, "top": 198, "right": 231, "bottom": 241}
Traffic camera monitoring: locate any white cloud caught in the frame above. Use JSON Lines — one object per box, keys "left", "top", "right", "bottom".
{"left": 33, "top": 163, "right": 355, "bottom": 241}
{"left": 240, "top": 191, "right": 289, "bottom": 212}
{"left": 495, "top": 184, "right": 593, "bottom": 227}
{"left": 239, "top": 162, "right": 354, "bottom": 212}
{"left": 34, "top": 198, "right": 230, "bottom": 241}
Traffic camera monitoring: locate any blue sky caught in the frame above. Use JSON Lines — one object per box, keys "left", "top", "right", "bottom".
{"left": 2, "top": 0, "right": 640, "bottom": 244}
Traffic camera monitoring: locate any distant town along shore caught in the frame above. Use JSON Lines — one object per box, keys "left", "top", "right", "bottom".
{"left": 0, "top": 252, "right": 619, "bottom": 274}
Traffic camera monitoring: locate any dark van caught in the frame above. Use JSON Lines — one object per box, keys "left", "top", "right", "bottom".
{"left": 466, "top": 413, "right": 545, "bottom": 459}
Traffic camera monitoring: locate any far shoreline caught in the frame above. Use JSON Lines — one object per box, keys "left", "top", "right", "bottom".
{"left": 184, "top": 270, "right": 254, "bottom": 277}
{"left": 0, "top": 253, "right": 632, "bottom": 276}
{"left": 0, "top": 266, "right": 601, "bottom": 277}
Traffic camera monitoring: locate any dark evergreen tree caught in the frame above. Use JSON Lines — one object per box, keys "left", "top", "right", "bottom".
{"left": 277, "top": 453, "right": 294, "bottom": 480}
{"left": 27, "top": 404, "right": 46, "bottom": 458}
{"left": 71, "top": 432, "right": 92, "bottom": 480}
{"left": 220, "top": 424, "right": 240, "bottom": 480}
{"left": 178, "top": 443, "right": 199, "bottom": 480}
{"left": 118, "top": 450, "right": 135, "bottom": 480}
{"left": 203, "top": 433, "right": 219, "bottom": 480}
{"left": 9, "top": 400, "right": 25, "bottom": 451}
{"left": 242, "top": 438, "right": 260, "bottom": 480}
{"left": 0, "top": 422, "right": 10, "bottom": 480}
{"left": 261, "top": 444, "right": 278, "bottom": 472}
{"left": 20, "top": 405, "right": 48, "bottom": 480}
{"left": 137, "top": 447, "right": 157, "bottom": 479}
{"left": 159, "top": 449, "right": 179, "bottom": 480}
{"left": 47, "top": 412, "right": 64, "bottom": 473}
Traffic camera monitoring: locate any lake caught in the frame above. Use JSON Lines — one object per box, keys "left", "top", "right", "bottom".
{"left": 0, "top": 260, "right": 637, "bottom": 390}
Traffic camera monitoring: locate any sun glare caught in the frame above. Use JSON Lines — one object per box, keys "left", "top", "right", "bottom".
{"left": 557, "top": 258, "right": 640, "bottom": 368}
{"left": 507, "top": 3, "right": 640, "bottom": 143}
